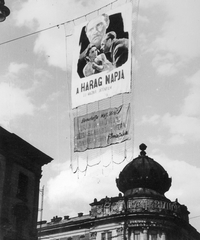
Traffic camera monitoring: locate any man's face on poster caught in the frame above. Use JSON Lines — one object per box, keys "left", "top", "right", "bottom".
{"left": 85, "top": 15, "right": 109, "bottom": 48}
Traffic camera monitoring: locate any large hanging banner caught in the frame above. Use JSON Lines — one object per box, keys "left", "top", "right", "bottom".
{"left": 71, "top": 2, "right": 132, "bottom": 108}
{"left": 74, "top": 104, "right": 130, "bottom": 152}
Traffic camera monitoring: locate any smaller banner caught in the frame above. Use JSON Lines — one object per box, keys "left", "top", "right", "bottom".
{"left": 74, "top": 104, "right": 130, "bottom": 152}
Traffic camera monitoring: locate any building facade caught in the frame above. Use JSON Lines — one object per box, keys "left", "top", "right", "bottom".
{"left": 38, "top": 144, "right": 200, "bottom": 240}
{"left": 0, "top": 127, "right": 52, "bottom": 240}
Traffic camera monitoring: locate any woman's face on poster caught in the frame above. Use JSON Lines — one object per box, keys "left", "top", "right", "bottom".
{"left": 88, "top": 46, "right": 98, "bottom": 61}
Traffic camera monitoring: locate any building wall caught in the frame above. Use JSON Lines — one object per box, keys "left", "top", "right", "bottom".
{"left": 38, "top": 208, "right": 200, "bottom": 240}
{"left": 0, "top": 154, "right": 6, "bottom": 240}
{"left": 38, "top": 221, "right": 123, "bottom": 240}
{"left": 12, "top": 162, "right": 39, "bottom": 238}
{"left": 0, "top": 155, "right": 39, "bottom": 239}
{"left": 0, "top": 126, "right": 52, "bottom": 240}
{"left": 129, "top": 229, "right": 166, "bottom": 240}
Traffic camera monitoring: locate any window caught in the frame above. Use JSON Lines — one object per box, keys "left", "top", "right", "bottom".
{"left": 101, "top": 233, "right": 106, "bottom": 240}
{"left": 150, "top": 236, "right": 156, "bottom": 240}
{"left": 134, "top": 231, "right": 140, "bottom": 240}
{"left": 17, "top": 173, "right": 28, "bottom": 201}
{"left": 149, "top": 232, "right": 157, "bottom": 240}
{"left": 107, "top": 232, "right": 112, "bottom": 240}
{"left": 101, "top": 232, "right": 112, "bottom": 240}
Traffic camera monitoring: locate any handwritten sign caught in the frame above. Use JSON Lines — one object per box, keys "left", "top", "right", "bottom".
{"left": 74, "top": 104, "right": 130, "bottom": 152}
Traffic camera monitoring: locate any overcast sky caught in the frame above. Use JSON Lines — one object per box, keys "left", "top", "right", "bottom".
{"left": 1, "top": 0, "right": 200, "bottom": 232}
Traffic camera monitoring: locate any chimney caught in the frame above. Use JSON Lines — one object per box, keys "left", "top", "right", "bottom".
{"left": 78, "top": 212, "right": 83, "bottom": 217}
{"left": 64, "top": 215, "right": 70, "bottom": 220}
{"left": 51, "top": 216, "right": 62, "bottom": 223}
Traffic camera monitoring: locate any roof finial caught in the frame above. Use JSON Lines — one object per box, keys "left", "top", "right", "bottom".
{"left": 139, "top": 143, "right": 147, "bottom": 156}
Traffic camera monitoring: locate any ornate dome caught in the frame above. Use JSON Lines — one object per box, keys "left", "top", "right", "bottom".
{"left": 116, "top": 144, "right": 172, "bottom": 195}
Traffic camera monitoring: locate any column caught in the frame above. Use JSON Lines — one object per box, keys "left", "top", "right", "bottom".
{"left": 129, "top": 229, "right": 134, "bottom": 240}
{"left": 161, "top": 232, "right": 166, "bottom": 240}
{"left": 141, "top": 229, "right": 148, "bottom": 240}
{"left": 91, "top": 232, "right": 97, "bottom": 240}
{"left": 117, "top": 228, "right": 124, "bottom": 240}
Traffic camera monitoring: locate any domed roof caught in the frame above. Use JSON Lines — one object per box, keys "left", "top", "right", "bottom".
{"left": 116, "top": 144, "right": 172, "bottom": 195}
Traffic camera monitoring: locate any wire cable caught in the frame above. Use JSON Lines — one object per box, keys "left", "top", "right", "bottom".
{"left": 190, "top": 215, "right": 200, "bottom": 220}
{"left": 0, "top": 0, "right": 118, "bottom": 46}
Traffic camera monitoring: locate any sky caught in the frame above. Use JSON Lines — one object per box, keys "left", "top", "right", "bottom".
{"left": 1, "top": 0, "right": 200, "bottom": 232}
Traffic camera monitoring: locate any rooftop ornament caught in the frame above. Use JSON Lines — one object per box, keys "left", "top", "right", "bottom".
{"left": 139, "top": 143, "right": 147, "bottom": 156}
{"left": 0, "top": 0, "right": 10, "bottom": 22}
{"left": 116, "top": 143, "right": 172, "bottom": 195}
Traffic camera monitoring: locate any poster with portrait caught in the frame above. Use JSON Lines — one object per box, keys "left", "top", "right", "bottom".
{"left": 71, "top": 2, "right": 132, "bottom": 108}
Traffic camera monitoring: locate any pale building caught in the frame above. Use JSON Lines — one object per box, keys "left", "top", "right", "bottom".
{"left": 38, "top": 144, "right": 200, "bottom": 240}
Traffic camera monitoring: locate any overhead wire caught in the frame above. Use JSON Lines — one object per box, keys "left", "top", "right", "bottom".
{"left": 190, "top": 215, "right": 200, "bottom": 220}
{"left": 0, "top": 0, "right": 118, "bottom": 46}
